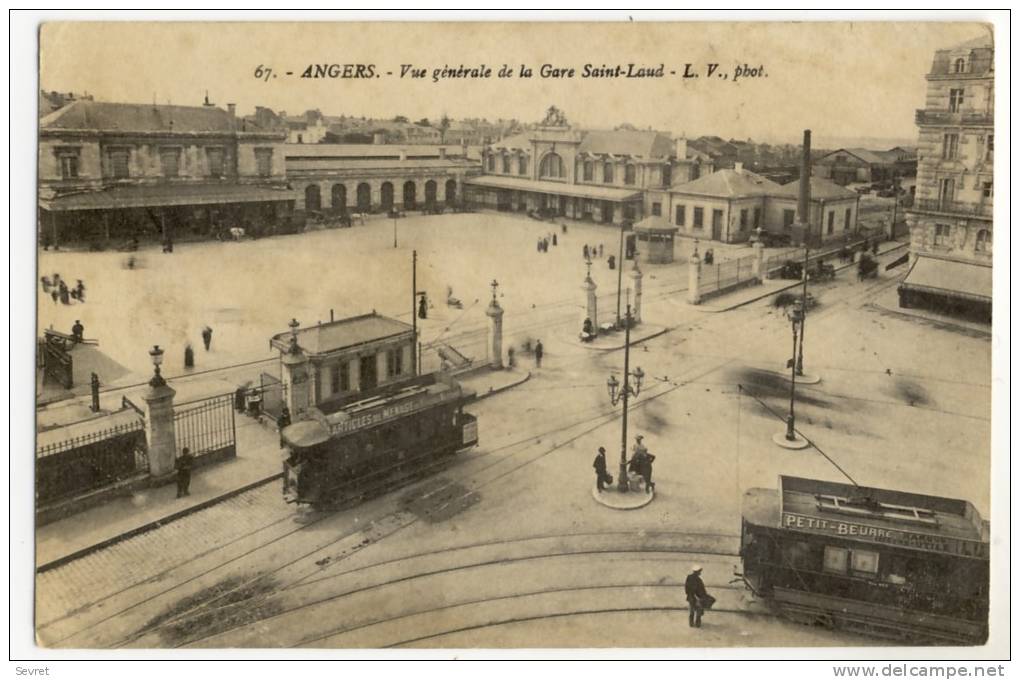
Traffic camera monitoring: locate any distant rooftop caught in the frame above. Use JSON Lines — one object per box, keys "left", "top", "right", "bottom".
{"left": 776, "top": 176, "right": 859, "bottom": 201}
{"left": 41, "top": 100, "right": 236, "bottom": 134}
{"left": 671, "top": 167, "right": 781, "bottom": 198}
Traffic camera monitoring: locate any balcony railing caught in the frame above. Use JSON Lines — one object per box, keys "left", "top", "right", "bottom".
{"left": 911, "top": 198, "right": 992, "bottom": 218}
{"left": 915, "top": 109, "right": 994, "bottom": 126}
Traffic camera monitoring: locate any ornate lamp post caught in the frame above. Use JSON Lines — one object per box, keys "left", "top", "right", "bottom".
{"left": 774, "top": 304, "right": 809, "bottom": 449}
{"left": 606, "top": 304, "right": 645, "bottom": 491}
{"left": 148, "top": 344, "right": 166, "bottom": 388}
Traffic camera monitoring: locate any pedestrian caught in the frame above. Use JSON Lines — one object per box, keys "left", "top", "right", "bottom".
{"left": 71, "top": 320, "right": 84, "bottom": 344}
{"left": 629, "top": 434, "right": 656, "bottom": 493}
{"left": 59, "top": 281, "right": 70, "bottom": 305}
{"left": 599, "top": 244, "right": 604, "bottom": 257}
{"left": 537, "top": 239, "right": 543, "bottom": 253}
{"left": 175, "top": 447, "right": 194, "bottom": 498}
{"left": 543, "top": 238, "right": 549, "bottom": 252}
{"left": 51, "top": 288, "right": 59, "bottom": 304}
{"left": 685, "top": 565, "right": 713, "bottom": 628}
{"left": 75, "top": 280, "right": 85, "bottom": 302}
{"left": 184, "top": 343, "right": 195, "bottom": 369}
{"left": 552, "top": 233, "right": 557, "bottom": 246}
{"left": 418, "top": 294, "right": 428, "bottom": 319}
{"left": 561, "top": 223, "right": 568, "bottom": 234}
{"left": 277, "top": 406, "right": 292, "bottom": 448}
{"left": 507, "top": 346, "right": 516, "bottom": 368}
{"left": 593, "top": 446, "right": 613, "bottom": 492}
{"left": 583, "top": 244, "right": 589, "bottom": 260}
{"left": 201, "top": 326, "right": 213, "bottom": 351}
{"left": 534, "top": 339, "right": 543, "bottom": 368}
{"left": 40, "top": 276, "right": 51, "bottom": 294}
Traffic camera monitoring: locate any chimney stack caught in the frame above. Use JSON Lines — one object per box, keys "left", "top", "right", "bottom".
{"left": 227, "top": 103, "right": 236, "bottom": 117}
{"left": 675, "top": 136, "right": 688, "bottom": 160}
{"left": 798, "top": 130, "right": 811, "bottom": 235}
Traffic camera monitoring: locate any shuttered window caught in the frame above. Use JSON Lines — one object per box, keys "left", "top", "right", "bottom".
{"left": 206, "top": 147, "right": 225, "bottom": 177}
{"left": 109, "top": 149, "right": 130, "bottom": 179}
{"left": 160, "top": 148, "right": 181, "bottom": 177}
{"left": 255, "top": 148, "right": 273, "bottom": 177}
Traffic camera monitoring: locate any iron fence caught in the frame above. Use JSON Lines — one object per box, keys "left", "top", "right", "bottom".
{"left": 259, "top": 372, "right": 288, "bottom": 420}
{"left": 174, "top": 393, "right": 236, "bottom": 462}
{"left": 36, "top": 419, "right": 147, "bottom": 505}
{"left": 700, "top": 254, "right": 757, "bottom": 296}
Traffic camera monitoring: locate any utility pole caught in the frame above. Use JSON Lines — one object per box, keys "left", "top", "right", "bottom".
{"left": 795, "top": 129, "right": 811, "bottom": 378}
{"left": 618, "top": 303, "right": 633, "bottom": 491}
{"left": 616, "top": 223, "right": 625, "bottom": 326}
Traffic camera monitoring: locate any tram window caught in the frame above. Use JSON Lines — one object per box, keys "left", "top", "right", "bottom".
{"left": 851, "top": 549, "right": 879, "bottom": 576}
{"left": 823, "top": 546, "right": 849, "bottom": 574}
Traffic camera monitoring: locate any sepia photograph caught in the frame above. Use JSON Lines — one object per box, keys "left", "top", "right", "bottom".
{"left": 14, "top": 14, "right": 1007, "bottom": 663}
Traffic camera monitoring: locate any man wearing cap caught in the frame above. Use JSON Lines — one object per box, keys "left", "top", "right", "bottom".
{"left": 685, "top": 565, "right": 709, "bottom": 628}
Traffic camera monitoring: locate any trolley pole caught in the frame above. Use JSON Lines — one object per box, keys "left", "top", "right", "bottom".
{"left": 797, "top": 243, "right": 808, "bottom": 376}
{"left": 787, "top": 307, "right": 802, "bottom": 441}
{"left": 619, "top": 304, "right": 632, "bottom": 491}
{"left": 616, "top": 223, "right": 625, "bottom": 326}
{"left": 412, "top": 249, "right": 418, "bottom": 376}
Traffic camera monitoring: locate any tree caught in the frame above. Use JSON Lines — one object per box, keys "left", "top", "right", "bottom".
{"left": 393, "top": 115, "right": 409, "bottom": 123}
{"left": 416, "top": 118, "right": 431, "bottom": 127}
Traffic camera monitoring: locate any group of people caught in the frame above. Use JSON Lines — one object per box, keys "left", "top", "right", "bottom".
{"left": 582, "top": 243, "right": 605, "bottom": 260}
{"left": 41, "top": 273, "right": 86, "bottom": 305}
{"left": 592, "top": 434, "right": 656, "bottom": 494}
{"left": 536, "top": 233, "right": 558, "bottom": 252}
{"left": 183, "top": 326, "right": 214, "bottom": 369}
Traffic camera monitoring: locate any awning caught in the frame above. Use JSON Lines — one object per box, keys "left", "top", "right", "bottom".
{"left": 899, "top": 255, "right": 992, "bottom": 303}
{"left": 40, "top": 183, "right": 296, "bottom": 212}
{"left": 465, "top": 175, "right": 642, "bottom": 202}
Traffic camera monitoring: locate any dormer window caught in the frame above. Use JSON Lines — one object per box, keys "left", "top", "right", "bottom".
{"left": 953, "top": 57, "right": 968, "bottom": 74}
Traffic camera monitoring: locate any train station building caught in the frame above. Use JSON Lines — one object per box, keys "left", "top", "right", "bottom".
{"left": 464, "top": 106, "right": 711, "bottom": 225}
{"left": 38, "top": 99, "right": 294, "bottom": 246}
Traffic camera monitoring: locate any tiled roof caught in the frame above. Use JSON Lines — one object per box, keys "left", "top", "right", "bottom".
{"left": 578, "top": 130, "right": 674, "bottom": 159}
{"left": 40, "top": 100, "right": 236, "bottom": 133}
{"left": 671, "top": 168, "right": 780, "bottom": 198}
{"left": 775, "top": 177, "right": 858, "bottom": 200}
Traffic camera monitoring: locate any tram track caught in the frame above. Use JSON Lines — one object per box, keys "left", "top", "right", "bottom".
{"left": 42, "top": 266, "right": 899, "bottom": 649}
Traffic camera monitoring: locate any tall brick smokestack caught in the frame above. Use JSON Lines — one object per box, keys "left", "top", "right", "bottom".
{"left": 798, "top": 129, "right": 811, "bottom": 243}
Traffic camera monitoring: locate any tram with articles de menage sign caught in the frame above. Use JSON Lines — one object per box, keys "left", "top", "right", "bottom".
{"left": 740, "top": 476, "right": 989, "bottom": 645}
{"left": 281, "top": 373, "right": 478, "bottom": 506}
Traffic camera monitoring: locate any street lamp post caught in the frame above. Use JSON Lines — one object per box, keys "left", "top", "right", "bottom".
{"left": 773, "top": 304, "right": 808, "bottom": 449}
{"left": 616, "top": 223, "right": 625, "bottom": 326}
{"left": 606, "top": 303, "right": 645, "bottom": 492}
{"left": 796, "top": 243, "right": 809, "bottom": 376}
{"left": 148, "top": 344, "right": 166, "bottom": 388}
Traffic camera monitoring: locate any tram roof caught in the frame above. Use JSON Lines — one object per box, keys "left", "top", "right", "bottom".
{"left": 743, "top": 476, "right": 989, "bottom": 559}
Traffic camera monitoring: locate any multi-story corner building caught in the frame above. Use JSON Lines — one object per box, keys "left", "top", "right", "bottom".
{"left": 39, "top": 100, "right": 293, "bottom": 246}
{"left": 902, "top": 34, "right": 993, "bottom": 321}
{"left": 464, "top": 106, "right": 711, "bottom": 225}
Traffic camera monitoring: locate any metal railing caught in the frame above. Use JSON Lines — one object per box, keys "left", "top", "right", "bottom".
{"left": 911, "top": 198, "right": 992, "bottom": 218}
{"left": 700, "top": 254, "right": 757, "bottom": 296}
{"left": 915, "top": 109, "right": 994, "bottom": 127}
{"left": 36, "top": 420, "right": 147, "bottom": 505}
{"left": 173, "top": 394, "right": 236, "bottom": 461}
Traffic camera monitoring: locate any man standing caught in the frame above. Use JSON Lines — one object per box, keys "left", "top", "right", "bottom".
{"left": 71, "top": 320, "right": 84, "bottom": 344}
{"left": 534, "top": 339, "right": 543, "bottom": 368}
{"left": 593, "top": 446, "right": 612, "bottom": 492}
{"left": 277, "top": 406, "right": 292, "bottom": 448}
{"left": 176, "top": 447, "right": 195, "bottom": 499}
{"left": 201, "top": 326, "right": 213, "bottom": 352}
{"left": 685, "top": 565, "right": 710, "bottom": 628}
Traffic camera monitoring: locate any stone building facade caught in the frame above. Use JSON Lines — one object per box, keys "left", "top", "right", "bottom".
{"left": 285, "top": 144, "right": 479, "bottom": 213}
{"left": 902, "top": 34, "right": 993, "bottom": 320}
{"left": 39, "top": 100, "right": 292, "bottom": 245}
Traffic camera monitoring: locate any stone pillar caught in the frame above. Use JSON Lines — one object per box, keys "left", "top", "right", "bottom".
{"left": 687, "top": 249, "right": 702, "bottom": 305}
{"left": 143, "top": 381, "right": 177, "bottom": 478}
{"left": 582, "top": 270, "right": 598, "bottom": 332}
{"left": 752, "top": 231, "right": 765, "bottom": 283}
{"left": 628, "top": 259, "right": 644, "bottom": 324}
{"left": 282, "top": 350, "right": 312, "bottom": 416}
{"left": 485, "top": 296, "right": 504, "bottom": 370}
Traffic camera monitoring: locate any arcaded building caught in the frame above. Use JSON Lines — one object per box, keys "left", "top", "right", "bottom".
{"left": 902, "top": 34, "right": 993, "bottom": 321}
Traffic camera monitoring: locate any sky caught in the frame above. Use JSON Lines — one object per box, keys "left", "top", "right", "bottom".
{"left": 40, "top": 21, "right": 990, "bottom": 147}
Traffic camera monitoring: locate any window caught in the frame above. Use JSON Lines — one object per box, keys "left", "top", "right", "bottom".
{"left": 939, "top": 177, "right": 955, "bottom": 207}
{"left": 160, "top": 148, "right": 181, "bottom": 178}
{"left": 942, "top": 133, "right": 959, "bottom": 160}
{"left": 975, "top": 229, "right": 991, "bottom": 252}
{"left": 330, "top": 364, "right": 341, "bottom": 394}
{"left": 739, "top": 208, "right": 748, "bottom": 231}
{"left": 851, "top": 549, "right": 879, "bottom": 575}
{"left": 539, "top": 152, "right": 564, "bottom": 179}
{"left": 985, "top": 134, "right": 993, "bottom": 162}
{"left": 783, "top": 209, "right": 795, "bottom": 230}
{"left": 386, "top": 348, "right": 404, "bottom": 377}
{"left": 953, "top": 57, "right": 967, "bottom": 73}
{"left": 827, "top": 211, "right": 835, "bottom": 235}
{"left": 297, "top": 134, "right": 303, "bottom": 144}
{"left": 752, "top": 207, "right": 761, "bottom": 230}
{"left": 675, "top": 204, "right": 685, "bottom": 226}
{"left": 486, "top": 154, "right": 495, "bottom": 172}
{"left": 712, "top": 209, "right": 723, "bottom": 233}
{"left": 583, "top": 161, "right": 593, "bottom": 181}
{"left": 693, "top": 207, "right": 704, "bottom": 229}
{"left": 108, "top": 148, "right": 130, "bottom": 179}
{"left": 502, "top": 155, "right": 510, "bottom": 174}
{"left": 949, "top": 88, "right": 965, "bottom": 113}
{"left": 625, "top": 165, "right": 636, "bottom": 185}
{"left": 255, "top": 148, "right": 274, "bottom": 177}
{"left": 57, "top": 150, "right": 79, "bottom": 179}
{"left": 518, "top": 155, "right": 527, "bottom": 175}
{"left": 651, "top": 202, "right": 661, "bottom": 217}
{"left": 982, "top": 181, "right": 992, "bottom": 199}
{"left": 206, "top": 147, "right": 225, "bottom": 177}
{"left": 823, "top": 546, "right": 849, "bottom": 574}
{"left": 934, "top": 223, "right": 951, "bottom": 246}
{"left": 603, "top": 161, "right": 614, "bottom": 183}
{"left": 844, "top": 208, "right": 852, "bottom": 231}
{"left": 662, "top": 164, "right": 672, "bottom": 187}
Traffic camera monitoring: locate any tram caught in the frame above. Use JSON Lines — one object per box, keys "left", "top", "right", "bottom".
{"left": 740, "top": 476, "right": 989, "bottom": 645}
{"left": 281, "top": 373, "right": 478, "bottom": 506}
